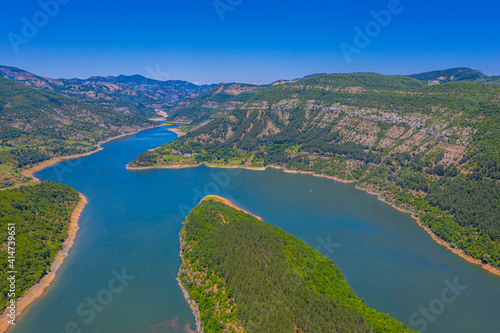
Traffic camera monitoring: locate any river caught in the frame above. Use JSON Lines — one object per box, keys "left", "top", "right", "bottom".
{"left": 10, "top": 125, "right": 500, "bottom": 333}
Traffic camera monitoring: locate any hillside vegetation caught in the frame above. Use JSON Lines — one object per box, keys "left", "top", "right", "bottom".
{"left": 410, "top": 67, "right": 500, "bottom": 86}
{"left": 0, "top": 65, "right": 214, "bottom": 117}
{"left": 131, "top": 72, "right": 500, "bottom": 270}
{"left": 179, "top": 198, "right": 414, "bottom": 332}
{"left": 0, "top": 77, "right": 155, "bottom": 188}
{"left": 0, "top": 181, "right": 80, "bottom": 312}
{"left": 168, "top": 83, "right": 263, "bottom": 130}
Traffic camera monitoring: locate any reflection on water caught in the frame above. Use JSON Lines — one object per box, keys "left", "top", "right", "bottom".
{"left": 141, "top": 317, "right": 196, "bottom": 333}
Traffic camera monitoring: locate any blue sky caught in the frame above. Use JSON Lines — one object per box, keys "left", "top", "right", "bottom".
{"left": 1, "top": 0, "right": 499, "bottom": 84}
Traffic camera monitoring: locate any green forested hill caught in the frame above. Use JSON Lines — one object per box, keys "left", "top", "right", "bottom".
{"left": 179, "top": 198, "right": 414, "bottom": 332}
{"left": 0, "top": 77, "right": 155, "bottom": 188}
{"left": 167, "top": 83, "right": 263, "bottom": 128}
{"left": 0, "top": 181, "right": 80, "bottom": 312}
{"left": 410, "top": 67, "right": 499, "bottom": 85}
{"left": 131, "top": 72, "right": 500, "bottom": 270}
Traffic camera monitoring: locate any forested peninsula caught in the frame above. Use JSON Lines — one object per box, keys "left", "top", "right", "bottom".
{"left": 0, "top": 182, "right": 82, "bottom": 315}
{"left": 178, "top": 196, "right": 414, "bottom": 332}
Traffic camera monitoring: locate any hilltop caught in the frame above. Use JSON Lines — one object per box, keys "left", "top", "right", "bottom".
{"left": 410, "top": 67, "right": 500, "bottom": 85}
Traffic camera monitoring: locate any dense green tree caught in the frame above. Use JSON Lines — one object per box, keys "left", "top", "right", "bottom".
{"left": 180, "top": 199, "right": 414, "bottom": 332}
{"left": 0, "top": 182, "right": 80, "bottom": 312}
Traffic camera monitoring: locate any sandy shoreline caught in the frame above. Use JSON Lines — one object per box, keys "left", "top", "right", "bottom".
{"left": 0, "top": 124, "right": 160, "bottom": 332}
{"left": 127, "top": 163, "right": 354, "bottom": 183}
{"left": 413, "top": 217, "right": 500, "bottom": 278}
{"left": 357, "top": 184, "right": 500, "bottom": 278}
{"left": 21, "top": 150, "right": 102, "bottom": 181}
{"left": 229, "top": 167, "right": 500, "bottom": 278}
{"left": 267, "top": 165, "right": 355, "bottom": 184}
{"left": 202, "top": 195, "right": 263, "bottom": 220}
{"left": 0, "top": 193, "right": 88, "bottom": 333}
{"left": 22, "top": 124, "right": 162, "bottom": 181}
{"left": 127, "top": 163, "right": 267, "bottom": 171}
{"left": 168, "top": 127, "right": 186, "bottom": 136}
{"left": 126, "top": 164, "right": 196, "bottom": 170}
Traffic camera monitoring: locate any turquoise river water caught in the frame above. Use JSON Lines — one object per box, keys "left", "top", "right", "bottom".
{"left": 10, "top": 125, "right": 500, "bottom": 333}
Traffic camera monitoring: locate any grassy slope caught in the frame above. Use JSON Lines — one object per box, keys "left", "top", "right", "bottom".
{"left": 179, "top": 198, "right": 414, "bottom": 332}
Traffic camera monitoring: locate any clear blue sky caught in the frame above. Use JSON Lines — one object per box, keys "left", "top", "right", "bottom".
{"left": 1, "top": 0, "right": 499, "bottom": 84}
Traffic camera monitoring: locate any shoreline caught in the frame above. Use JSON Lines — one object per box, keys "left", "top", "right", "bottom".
{"left": 356, "top": 184, "right": 500, "bottom": 278}
{"left": 0, "top": 193, "right": 88, "bottom": 333}
{"left": 202, "top": 195, "right": 263, "bottom": 220}
{"left": 127, "top": 162, "right": 355, "bottom": 184}
{"left": 176, "top": 195, "right": 260, "bottom": 333}
{"left": 414, "top": 216, "right": 500, "bottom": 278}
{"left": 167, "top": 127, "right": 186, "bottom": 136}
{"left": 0, "top": 124, "right": 160, "bottom": 331}
{"left": 134, "top": 161, "right": 500, "bottom": 279}
{"left": 22, "top": 124, "right": 162, "bottom": 181}
{"left": 176, "top": 238, "right": 203, "bottom": 333}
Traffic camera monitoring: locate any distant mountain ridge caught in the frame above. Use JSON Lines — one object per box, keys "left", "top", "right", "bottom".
{"left": 166, "top": 67, "right": 500, "bottom": 131}
{"left": 410, "top": 67, "right": 500, "bottom": 85}
{"left": 64, "top": 73, "right": 201, "bottom": 89}
{"left": 0, "top": 77, "right": 155, "bottom": 188}
{"left": 0, "top": 65, "right": 215, "bottom": 118}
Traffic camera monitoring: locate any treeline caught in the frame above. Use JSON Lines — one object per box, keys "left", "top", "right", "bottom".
{"left": 10, "top": 148, "right": 50, "bottom": 167}
{"left": 0, "top": 181, "right": 80, "bottom": 311}
{"left": 179, "top": 199, "right": 414, "bottom": 332}
{"left": 427, "top": 175, "right": 500, "bottom": 242}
